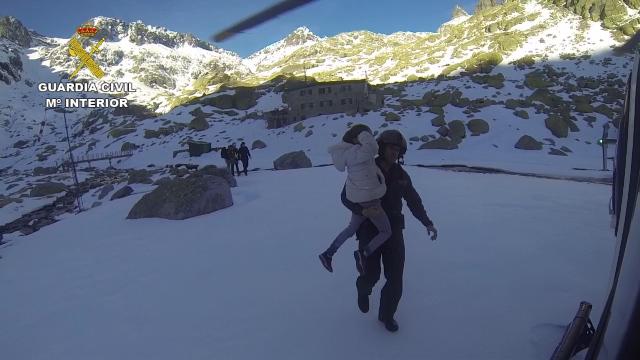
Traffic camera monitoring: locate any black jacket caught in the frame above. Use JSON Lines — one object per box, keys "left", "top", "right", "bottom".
{"left": 238, "top": 146, "right": 251, "bottom": 161}
{"left": 341, "top": 157, "right": 433, "bottom": 237}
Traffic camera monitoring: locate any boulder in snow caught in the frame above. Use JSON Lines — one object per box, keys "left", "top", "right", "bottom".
{"left": 128, "top": 169, "right": 153, "bottom": 184}
{"left": 33, "top": 166, "right": 58, "bottom": 176}
{"left": 273, "top": 151, "right": 312, "bottom": 170}
{"left": 111, "top": 186, "right": 134, "bottom": 200}
{"left": 127, "top": 174, "right": 233, "bottom": 220}
{"left": 97, "top": 184, "right": 115, "bottom": 200}
{"left": 197, "top": 165, "right": 237, "bottom": 187}
{"left": 515, "top": 135, "right": 543, "bottom": 150}
{"left": 431, "top": 115, "right": 446, "bottom": 127}
{"left": 418, "top": 137, "right": 459, "bottom": 150}
{"left": 448, "top": 120, "right": 466, "bottom": 140}
{"left": 466, "top": 119, "right": 489, "bottom": 135}
{"left": 252, "top": 140, "right": 267, "bottom": 150}
{"left": 548, "top": 148, "right": 568, "bottom": 156}
{"left": 29, "top": 182, "right": 67, "bottom": 197}
{"left": 545, "top": 115, "right": 567, "bottom": 138}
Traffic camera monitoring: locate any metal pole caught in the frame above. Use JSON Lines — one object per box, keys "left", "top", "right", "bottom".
{"left": 63, "top": 110, "right": 83, "bottom": 213}
{"left": 602, "top": 123, "right": 609, "bottom": 171}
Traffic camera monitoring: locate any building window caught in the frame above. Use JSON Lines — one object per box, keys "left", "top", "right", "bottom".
{"left": 341, "top": 99, "right": 346, "bottom": 105}
{"left": 347, "top": 85, "right": 352, "bottom": 91}
{"left": 327, "top": 87, "right": 332, "bottom": 93}
{"left": 301, "top": 103, "right": 305, "bottom": 110}
{"left": 299, "top": 90, "right": 305, "bottom": 96}
{"left": 319, "top": 88, "right": 325, "bottom": 94}
{"left": 328, "top": 100, "right": 333, "bottom": 106}
{"left": 341, "top": 85, "right": 346, "bottom": 92}
{"left": 319, "top": 101, "right": 324, "bottom": 107}
{"left": 308, "top": 89, "right": 312, "bottom": 95}
{"left": 309, "top": 103, "right": 314, "bottom": 109}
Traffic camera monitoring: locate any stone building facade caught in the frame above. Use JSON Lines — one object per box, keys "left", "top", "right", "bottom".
{"left": 266, "top": 80, "right": 383, "bottom": 129}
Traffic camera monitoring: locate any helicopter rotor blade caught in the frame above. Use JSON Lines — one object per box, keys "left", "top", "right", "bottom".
{"left": 212, "top": 0, "right": 316, "bottom": 42}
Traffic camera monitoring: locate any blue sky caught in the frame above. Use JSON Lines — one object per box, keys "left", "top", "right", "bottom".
{"left": 4, "top": 0, "right": 477, "bottom": 57}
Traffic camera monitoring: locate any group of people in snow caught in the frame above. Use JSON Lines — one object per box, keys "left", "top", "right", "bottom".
{"left": 319, "top": 125, "right": 439, "bottom": 333}
{"left": 219, "top": 142, "right": 251, "bottom": 176}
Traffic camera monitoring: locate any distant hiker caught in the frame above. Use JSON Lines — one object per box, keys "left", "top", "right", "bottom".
{"left": 227, "top": 143, "right": 240, "bottom": 177}
{"left": 319, "top": 124, "right": 392, "bottom": 276}
{"left": 220, "top": 146, "right": 232, "bottom": 174}
{"left": 238, "top": 142, "right": 252, "bottom": 176}
{"left": 341, "top": 129, "right": 438, "bottom": 333}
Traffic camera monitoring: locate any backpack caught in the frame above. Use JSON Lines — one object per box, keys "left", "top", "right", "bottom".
{"left": 220, "top": 147, "right": 228, "bottom": 159}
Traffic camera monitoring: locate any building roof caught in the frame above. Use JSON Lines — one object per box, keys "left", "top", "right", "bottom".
{"left": 284, "top": 79, "right": 369, "bottom": 93}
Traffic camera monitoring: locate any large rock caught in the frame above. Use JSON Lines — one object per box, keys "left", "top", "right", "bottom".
{"left": 431, "top": 115, "right": 446, "bottom": 127}
{"left": 514, "top": 110, "right": 529, "bottom": 119}
{"left": 528, "top": 89, "right": 565, "bottom": 109}
{"left": 189, "top": 116, "right": 209, "bottom": 131}
{"left": 505, "top": 99, "right": 531, "bottom": 109}
{"left": 153, "top": 177, "right": 172, "bottom": 186}
{"left": 384, "top": 112, "right": 401, "bottom": 121}
{"left": 545, "top": 115, "right": 569, "bottom": 138}
{"left": 471, "top": 73, "right": 505, "bottom": 89}
{"left": 467, "top": 119, "right": 489, "bottom": 135}
{"left": 33, "top": 166, "right": 58, "bottom": 176}
{"left": 198, "top": 165, "right": 237, "bottom": 187}
{"left": 111, "top": 186, "right": 134, "bottom": 200}
{"left": 97, "top": 184, "right": 114, "bottom": 200}
{"left": 128, "top": 169, "right": 153, "bottom": 184}
{"left": 419, "top": 137, "right": 459, "bottom": 150}
{"left": 448, "top": 120, "right": 466, "bottom": 140}
{"left": 29, "top": 182, "right": 67, "bottom": 197}
{"left": 524, "top": 71, "right": 552, "bottom": 89}
{"left": 121, "top": 142, "right": 139, "bottom": 152}
{"left": 126, "top": 174, "right": 233, "bottom": 220}
{"left": 437, "top": 126, "right": 449, "bottom": 137}
{"left": 515, "top": 135, "right": 543, "bottom": 150}
{"left": 274, "top": 151, "right": 312, "bottom": 170}
{"left": 594, "top": 104, "right": 615, "bottom": 119}
{"left": 252, "top": 140, "right": 267, "bottom": 150}
{"left": 13, "top": 139, "right": 29, "bottom": 149}
{"left": 548, "top": 148, "right": 568, "bottom": 156}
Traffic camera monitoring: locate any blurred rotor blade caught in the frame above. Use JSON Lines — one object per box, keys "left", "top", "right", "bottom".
{"left": 212, "top": 0, "right": 316, "bottom": 42}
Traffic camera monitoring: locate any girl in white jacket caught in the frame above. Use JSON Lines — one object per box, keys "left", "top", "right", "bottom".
{"left": 319, "top": 124, "right": 392, "bottom": 274}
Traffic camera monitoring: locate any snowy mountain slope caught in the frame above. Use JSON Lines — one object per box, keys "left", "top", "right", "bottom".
{"left": 0, "top": 51, "right": 631, "bottom": 202}
{"left": 237, "top": 0, "right": 639, "bottom": 85}
{"left": 244, "top": 26, "right": 321, "bottom": 74}
{"left": 32, "top": 16, "right": 251, "bottom": 113}
{"left": 2, "top": 0, "right": 638, "bottom": 115}
{"left": 0, "top": 0, "right": 637, "bottom": 216}
{"left": 0, "top": 165, "right": 616, "bottom": 360}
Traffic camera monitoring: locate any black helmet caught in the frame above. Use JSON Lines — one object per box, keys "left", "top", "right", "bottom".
{"left": 342, "top": 124, "right": 372, "bottom": 144}
{"left": 377, "top": 130, "right": 407, "bottom": 156}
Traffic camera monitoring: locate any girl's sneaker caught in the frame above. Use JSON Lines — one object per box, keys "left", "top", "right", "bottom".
{"left": 319, "top": 251, "right": 333, "bottom": 272}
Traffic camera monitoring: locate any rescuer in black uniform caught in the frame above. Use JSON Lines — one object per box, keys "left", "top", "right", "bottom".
{"left": 341, "top": 129, "right": 438, "bottom": 332}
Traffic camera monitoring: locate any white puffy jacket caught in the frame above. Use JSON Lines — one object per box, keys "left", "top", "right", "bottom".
{"left": 327, "top": 131, "right": 387, "bottom": 203}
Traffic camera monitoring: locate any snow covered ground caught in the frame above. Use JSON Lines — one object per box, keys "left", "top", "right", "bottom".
{"left": 0, "top": 166, "right": 616, "bottom": 360}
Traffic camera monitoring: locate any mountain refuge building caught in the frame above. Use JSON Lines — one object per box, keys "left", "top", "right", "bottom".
{"left": 266, "top": 79, "right": 384, "bottom": 129}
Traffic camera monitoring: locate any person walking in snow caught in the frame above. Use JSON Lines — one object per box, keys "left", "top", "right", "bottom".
{"left": 319, "top": 124, "right": 392, "bottom": 275}
{"left": 220, "top": 146, "right": 232, "bottom": 175}
{"left": 227, "top": 144, "right": 241, "bottom": 177}
{"left": 238, "top": 142, "right": 251, "bottom": 176}
{"left": 340, "top": 129, "right": 438, "bottom": 333}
